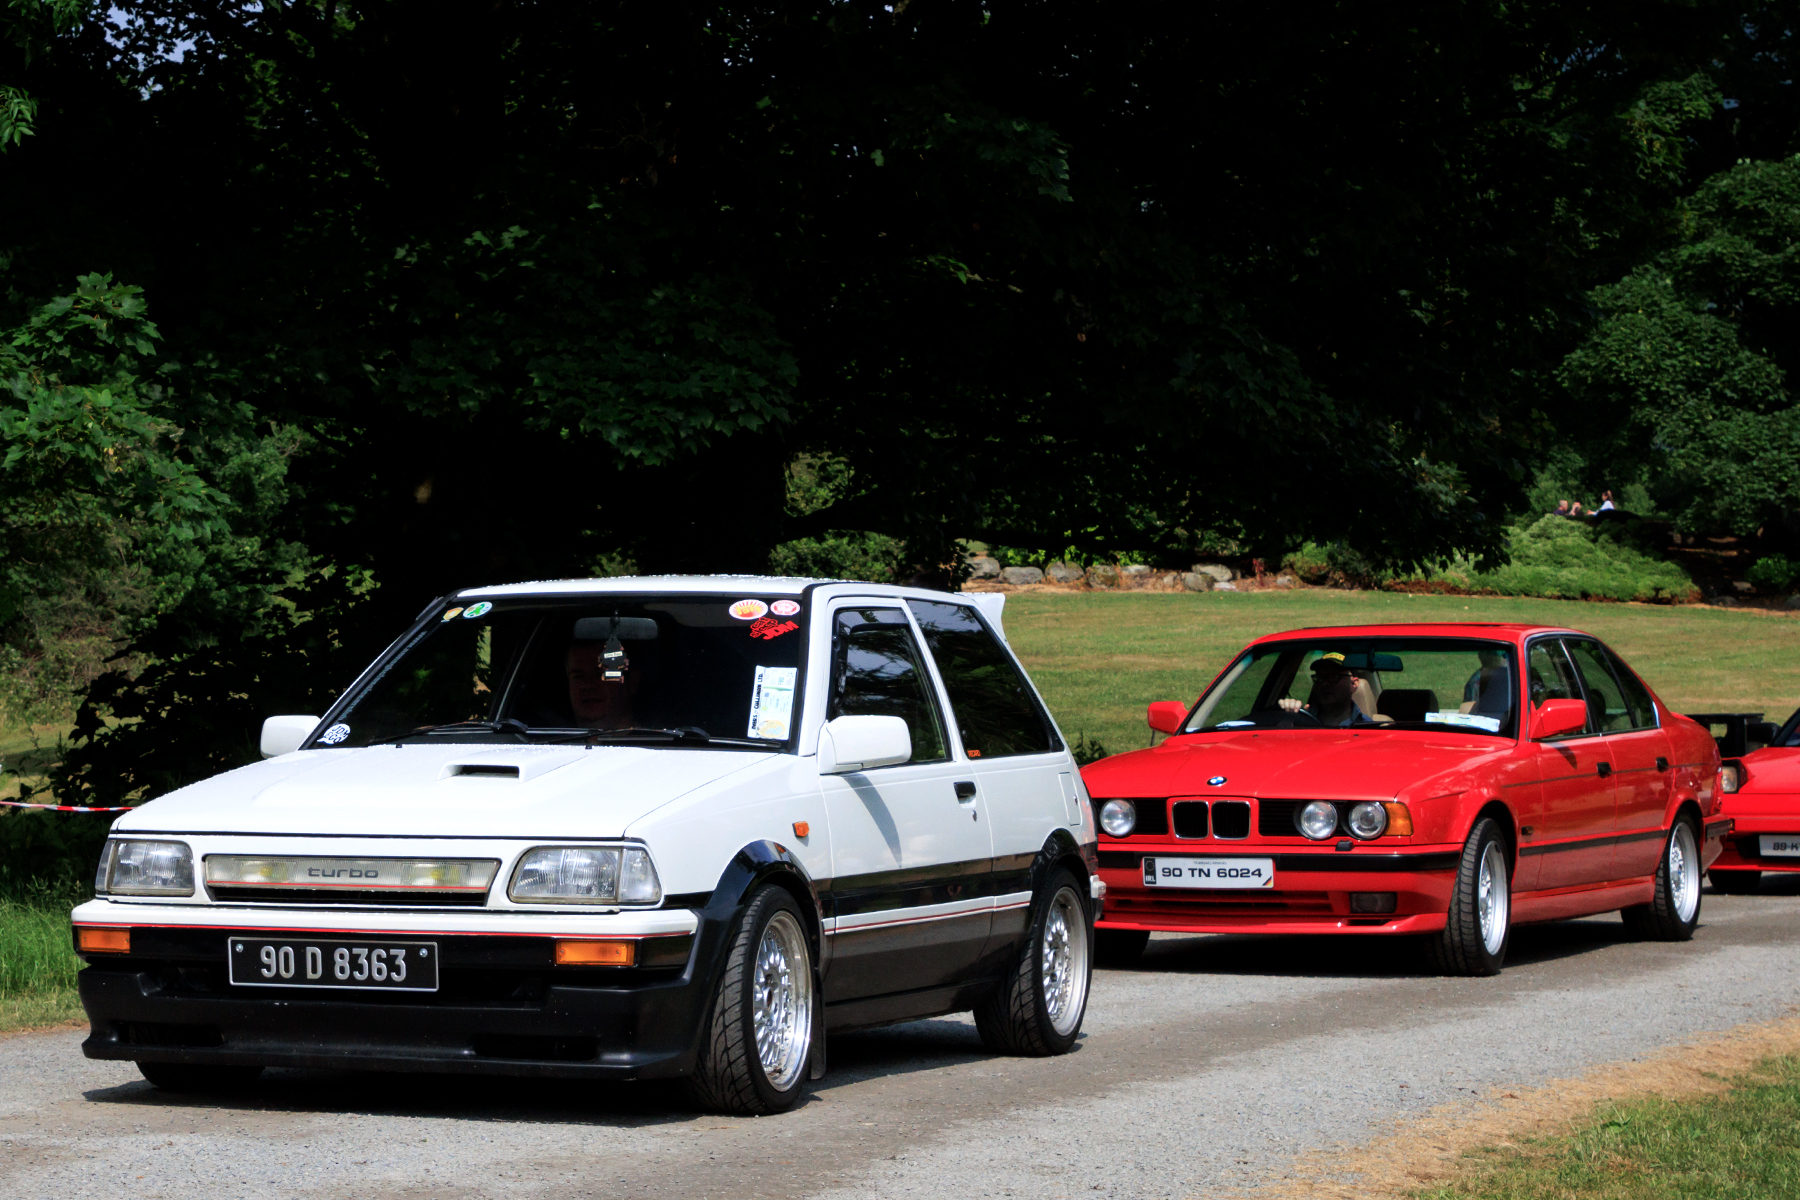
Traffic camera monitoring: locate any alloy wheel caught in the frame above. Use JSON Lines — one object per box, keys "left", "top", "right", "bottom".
{"left": 751, "top": 910, "right": 812, "bottom": 1091}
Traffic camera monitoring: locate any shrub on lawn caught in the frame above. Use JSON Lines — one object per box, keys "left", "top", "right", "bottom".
{"left": 1395, "top": 515, "right": 1699, "bottom": 603}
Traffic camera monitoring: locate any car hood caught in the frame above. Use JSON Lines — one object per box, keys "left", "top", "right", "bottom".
{"left": 1081, "top": 730, "right": 1511, "bottom": 802}
{"left": 113, "top": 744, "right": 780, "bottom": 838}
{"left": 1730, "top": 745, "right": 1800, "bottom": 809}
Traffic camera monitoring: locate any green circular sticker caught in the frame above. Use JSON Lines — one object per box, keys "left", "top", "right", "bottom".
{"left": 462, "top": 601, "right": 493, "bottom": 619}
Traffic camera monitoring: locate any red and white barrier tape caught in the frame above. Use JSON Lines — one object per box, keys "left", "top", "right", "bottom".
{"left": 0, "top": 800, "right": 133, "bottom": 813}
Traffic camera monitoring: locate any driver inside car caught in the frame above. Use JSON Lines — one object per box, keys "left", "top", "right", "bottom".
{"left": 1277, "top": 652, "right": 1385, "bottom": 727}
{"left": 565, "top": 640, "right": 645, "bottom": 729}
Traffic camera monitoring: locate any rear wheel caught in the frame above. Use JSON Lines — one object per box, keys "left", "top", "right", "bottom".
{"left": 975, "top": 868, "right": 1091, "bottom": 1056}
{"left": 683, "top": 885, "right": 816, "bottom": 1115}
{"left": 136, "top": 1062, "right": 263, "bottom": 1093}
{"left": 1623, "top": 818, "right": 1702, "bottom": 940}
{"left": 1709, "top": 869, "right": 1761, "bottom": 895}
{"left": 1094, "top": 928, "right": 1149, "bottom": 967}
{"left": 1426, "top": 817, "right": 1511, "bottom": 976}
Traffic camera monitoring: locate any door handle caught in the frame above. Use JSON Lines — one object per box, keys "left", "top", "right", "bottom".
{"left": 955, "top": 780, "right": 978, "bottom": 801}
{"left": 1597, "top": 761, "right": 1613, "bottom": 778}
{"left": 1656, "top": 756, "right": 1670, "bottom": 772}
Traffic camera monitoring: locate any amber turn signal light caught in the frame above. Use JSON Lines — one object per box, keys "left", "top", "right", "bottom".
{"left": 76, "top": 927, "right": 130, "bottom": 954}
{"left": 553, "top": 939, "right": 634, "bottom": 966}
{"left": 1381, "top": 803, "right": 1413, "bottom": 836}
{"left": 792, "top": 821, "right": 810, "bottom": 838}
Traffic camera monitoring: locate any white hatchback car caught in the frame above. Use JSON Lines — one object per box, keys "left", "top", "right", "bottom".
{"left": 71, "top": 577, "right": 1099, "bottom": 1113}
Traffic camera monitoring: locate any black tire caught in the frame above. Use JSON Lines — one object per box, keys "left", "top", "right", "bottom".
{"left": 1623, "top": 818, "right": 1703, "bottom": 940}
{"left": 1426, "top": 817, "right": 1511, "bottom": 977}
{"left": 682, "top": 885, "right": 816, "bottom": 1115}
{"left": 136, "top": 1062, "right": 263, "bottom": 1093}
{"left": 1094, "top": 927, "right": 1149, "bottom": 967}
{"left": 975, "top": 868, "right": 1091, "bottom": 1056}
{"left": 1710, "top": 869, "right": 1761, "bottom": 895}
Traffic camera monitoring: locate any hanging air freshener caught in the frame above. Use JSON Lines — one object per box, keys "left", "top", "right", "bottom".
{"left": 602, "top": 634, "right": 629, "bottom": 683}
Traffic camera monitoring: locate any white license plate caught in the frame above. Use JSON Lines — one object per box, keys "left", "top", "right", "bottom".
{"left": 1141, "top": 856, "right": 1275, "bottom": 889}
{"left": 1760, "top": 836, "right": 1800, "bottom": 857}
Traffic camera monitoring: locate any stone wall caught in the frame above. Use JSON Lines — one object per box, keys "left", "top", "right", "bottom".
{"left": 964, "top": 555, "right": 1298, "bottom": 592}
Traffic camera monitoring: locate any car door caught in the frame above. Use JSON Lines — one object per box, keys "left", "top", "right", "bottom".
{"left": 1525, "top": 637, "right": 1618, "bottom": 889}
{"left": 906, "top": 598, "right": 1070, "bottom": 976}
{"left": 1564, "top": 638, "right": 1671, "bottom": 880}
{"left": 817, "top": 602, "right": 995, "bottom": 1004}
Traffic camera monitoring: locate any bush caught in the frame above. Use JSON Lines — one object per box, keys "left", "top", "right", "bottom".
{"left": 1748, "top": 554, "right": 1799, "bottom": 593}
{"left": 1397, "top": 515, "right": 1699, "bottom": 603}
{"left": 768, "top": 531, "right": 910, "bottom": 582}
{"left": 1282, "top": 541, "right": 1392, "bottom": 589}
{"left": 0, "top": 809, "right": 111, "bottom": 899}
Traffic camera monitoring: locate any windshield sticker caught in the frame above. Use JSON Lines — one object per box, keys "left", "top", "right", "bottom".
{"left": 1426, "top": 711, "right": 1502, "bottom": 733}
{"left": 770, "top": 599, "right": 801, "bottom": 617}
{"left": 319, "top": 723, "right": 351, "bottom": 745}
{"left": 747, "top": 665, "right": 797, "bottom": 739}
{"left": 440, "top": 607, "right": 464, "bottom": 621}
{"left": 729, "top": 599, "right": 769, "bottom": 621}
{"left": 462, "top": 601, "right": 493, "bottom": 619}
{"left": 748, "top": 617, "right": 799, "bottom": 641}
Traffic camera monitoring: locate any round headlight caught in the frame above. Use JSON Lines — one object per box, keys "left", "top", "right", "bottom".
{"left": 1099, "top": 799, "right": 1137, "bottom": 837}
{"left": 1347, "top": 802, "right": 1388, "bottom": 839}
{"left": 1298, "top": 800, "right": 1339, "bottom": 840}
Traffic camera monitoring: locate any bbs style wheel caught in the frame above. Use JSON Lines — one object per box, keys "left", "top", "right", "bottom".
{"left": 975, "top": 867, "right": 1091, "bottom": 1056}
{"left": 1426, "top": 817, "right": 1511, "bottom": 977}
{"left": 1709, "top": 869, "right": 1760, "bottom": 895}
{"left": 683, "top": 885, "right": 816, "bottom": 1115}
{"left": 1623, "top": 817, "right": 1702, "bottom": 940}
{"left": 136, "top": 1062, "right": 263, "bottom": 1093}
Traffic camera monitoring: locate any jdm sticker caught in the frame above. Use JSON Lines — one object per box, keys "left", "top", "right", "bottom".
{"left": 749, "top": 617, "right": 799, "bottom": 641}
{"left": 729, "top": 599, "right": 769, "bottom": 621}
{"left": 319, "top": 723, "right": 351, "bottom": 745}
{"left": 440, "top": 606, "right": 464, "bottom": 621}
{"left": 462, "top": 601, "right": 493, "bottom": 619}
{"left": 770, "top": 599, "right": 801, "bottom": 617}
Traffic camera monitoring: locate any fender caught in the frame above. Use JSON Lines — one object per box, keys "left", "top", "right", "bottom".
{"left": 1029, "top": 828, "right": 1098, "bottom": 916}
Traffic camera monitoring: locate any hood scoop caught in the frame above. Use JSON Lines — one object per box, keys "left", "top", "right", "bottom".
{"left": 447, "top": 764, "right": 520, "bottom": 779}
{"left": 435, "top": 748, "right": 590, "bottom": 783}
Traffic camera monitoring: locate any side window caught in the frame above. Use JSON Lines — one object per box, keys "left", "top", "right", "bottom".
{"left": 907, "top": 600, "right": 1059, "bottom": 758}
{"left": 1526, "top": 639, "right": 1588, "bottom": 733}
{"left": 1563, "top": 639, "right": 1632, "bottom": 733}
{"left": 827, "top": 607, "right": 948, "bottom": 763}
{"left": 1601, "top": 646, "right": 1657, "bottom": 731}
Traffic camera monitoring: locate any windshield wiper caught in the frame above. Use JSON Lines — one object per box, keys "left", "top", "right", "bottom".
{"left": 390, "top": 718, "right": 532, "bottom": 742}
{"left": 542, "top": 726, "right": 777, "bottom": 749}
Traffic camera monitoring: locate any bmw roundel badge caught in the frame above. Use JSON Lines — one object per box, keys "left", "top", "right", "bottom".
{"left": 1207, "top": 775, "right": 1227, "bottom": 787}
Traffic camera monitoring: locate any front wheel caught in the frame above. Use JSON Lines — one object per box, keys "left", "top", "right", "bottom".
{"left": 137, "top": 1062, "right": 263, "bottom": 1093}
{"left": 683, "top": 885, "right": 816, "bottom": 1115}
{"left": 1709, "top": 868, "right": 1761, "bottom": 895}
{"left": 1426, "top": 817, "right": 1511, "bottom": 976}
{"left": 975, "top": 868, "right": 1092, "bottom": 1056}
{"left": 1623, "top": 818, "right": 1702, "bottom": 940}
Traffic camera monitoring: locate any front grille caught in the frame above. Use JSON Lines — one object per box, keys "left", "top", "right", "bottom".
{"left": 206, "top": 887, "right": 489, "bottom": 906}
{"left": 1106, "top": 891, "right": 1334, "bottom": 915}
{"left": 1094, "top": 798, "right": 1169, "bottom": 837}
{"left": 1172, "top": 801, "right": 1210, "bottom": 838}
{"left": 1212, "top": 801, "right": 1251, "bottom": 839}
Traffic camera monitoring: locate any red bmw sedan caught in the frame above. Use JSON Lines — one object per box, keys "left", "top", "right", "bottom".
{"left": 1082, "top": 624, "right": 1727, "bottom": 975}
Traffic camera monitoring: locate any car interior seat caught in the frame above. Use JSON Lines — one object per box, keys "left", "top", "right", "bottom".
{"left": 1376, "top": 689, "right": 1440, "bottom": 723}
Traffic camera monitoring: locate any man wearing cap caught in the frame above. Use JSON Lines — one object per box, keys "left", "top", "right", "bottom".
{"left": 1278, "top": 652, "right": 1376, "bottom": 727}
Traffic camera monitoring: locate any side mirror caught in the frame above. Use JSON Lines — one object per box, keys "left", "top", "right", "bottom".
{"left": 819, "top": 715, "right": 913, "bottom": 774}
{"left": 261, "top": 715, "right": 322, "bottom": 758}
{"left": 1147, "top": 702, "right": 1187, "bottom": 735}
{"left": 1530, "top": 699, "right": 1588, "bottom": 741}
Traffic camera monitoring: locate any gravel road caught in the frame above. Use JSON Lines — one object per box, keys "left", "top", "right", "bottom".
{"left": 7, "top": 880, "right": 1800, "bottom": 1200}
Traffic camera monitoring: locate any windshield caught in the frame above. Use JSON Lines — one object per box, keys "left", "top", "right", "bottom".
{"left": 308, "top": 594, "right": 809, "bottom": 749}
{"left": 1186, "top": 638, "right": 1519, "bottom": 738}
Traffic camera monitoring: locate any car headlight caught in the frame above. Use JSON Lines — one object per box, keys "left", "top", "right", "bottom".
{"left": 1298, "top": 801, "right": 1339, "bottom": 840}
{"left": 1719, "top": 764, "right": 1742, "bottom": 794}
{"left": 1099, "top": 799, "right": 1137, "bottom": 837}
{"left": 1347, "top": 802, "right": 1388, "bottom": 839}
{"left": 508, "top": 846, "right": 662, "bottom": 905}
{"left": 97, "top": 840, "right": 194, "bottom": 896}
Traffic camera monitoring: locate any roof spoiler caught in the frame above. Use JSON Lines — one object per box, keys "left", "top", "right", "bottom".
{"left": 970, "top": 593, "right": 1007, "bottom": 643}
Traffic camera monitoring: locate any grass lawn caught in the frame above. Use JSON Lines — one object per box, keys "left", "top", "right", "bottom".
{"left": 1419, "top": 1055, "right": 1800, "bottom": 1200}
{"left": 1003, "top": 589, "right": 1800, "bottom": 758}
{"left": 0, "top": 892, "right": 84, "bottom": 1034}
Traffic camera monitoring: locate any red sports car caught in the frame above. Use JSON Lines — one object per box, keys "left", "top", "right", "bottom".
{"left": 1707, "top": 708, "right": 1800, "bottom": 892}
{"left": 1081, "top": 624, "right": 1728, "bottom": 975}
